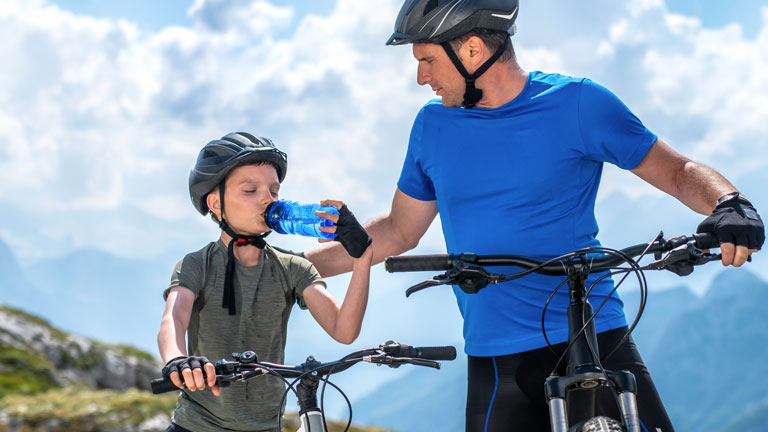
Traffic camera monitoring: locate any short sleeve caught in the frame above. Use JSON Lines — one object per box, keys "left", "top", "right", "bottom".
{"left": 577, "top": 79, "right": 657, "bottom": 170}
{"left": 164, "top": 254, "right": 204, "bottom": 300}
{"left": 397, "top": 106, "right": 437, "bottom": 201}
{"left": 289, "top": 256, "right": 325, "bottom": 301}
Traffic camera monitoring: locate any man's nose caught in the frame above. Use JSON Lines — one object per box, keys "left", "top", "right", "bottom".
{"left": 417, "top": 64, "right": 430, "bottom": 86}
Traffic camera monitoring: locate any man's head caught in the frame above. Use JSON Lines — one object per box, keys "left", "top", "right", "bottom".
{"left": 386, "top": 0, "right": 519, "bottom": 108}
{"left": 413, "top": 30, "right": 516, "bottom": 107}
{"left": 188, "top": 133, "right": 287, "bottom": 232}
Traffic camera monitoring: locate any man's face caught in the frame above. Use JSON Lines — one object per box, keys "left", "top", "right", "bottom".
{"left": 221, "top": 163, "right": 280, "bottom": 235}
{"left": 413, "top": 42, "right": 465, "bottom": 107}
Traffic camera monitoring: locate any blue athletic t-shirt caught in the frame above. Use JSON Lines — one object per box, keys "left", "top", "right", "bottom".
{"left": 397, "top": 71, "right": 657, "bottom": 356}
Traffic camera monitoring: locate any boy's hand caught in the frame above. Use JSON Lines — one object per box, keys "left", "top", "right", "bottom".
{"left": 317, "top": 200, "right": 372, "bottom": 258}
{"left": 162, "top": 355, "right": 220, "bottom": 396}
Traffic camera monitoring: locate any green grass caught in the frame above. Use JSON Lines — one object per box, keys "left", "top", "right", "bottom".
{"left": 1, "top": 387, "right": 177, "bottom": 431}
{"left": 0, "top": 388, "right": 392, "bottom": 432}
{"left": 0, "top": 343, "right": 59, "bottom": 399}
{"left": 114, "top": 343, "right": 156, "bottom": 361}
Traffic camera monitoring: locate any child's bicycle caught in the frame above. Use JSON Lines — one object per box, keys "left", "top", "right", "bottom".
{"left": 150, "top": 340, "right": 456, "bottom": 432}
{"left": 384, "top": 232, "right": 727, "bottom": 432}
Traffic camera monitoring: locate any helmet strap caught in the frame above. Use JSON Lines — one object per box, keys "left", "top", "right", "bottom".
{"left": 215, "top": 179, "right": 267, "bottom": 316}
{"left": 440, "top": 37, "right": 510, "bottom": 108}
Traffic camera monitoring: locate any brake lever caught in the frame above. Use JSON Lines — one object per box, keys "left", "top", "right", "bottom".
{"left": 362, "top": 354, "right": 441, "bottom": 370}
{"left": 402, "top": 358, "right": 441, "bottom": 369}
{"left": 644, "top": 241, "right": 723, "bottom": 276}
{"left": 405, "top": 278, "right": 451, "bottom": 297}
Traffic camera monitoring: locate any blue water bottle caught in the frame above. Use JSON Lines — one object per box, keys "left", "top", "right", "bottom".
{"left": 265, "top": 200, "right": 339, "bottom": 239}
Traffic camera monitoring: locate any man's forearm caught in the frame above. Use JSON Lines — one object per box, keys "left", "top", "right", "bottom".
{"left": 673, "top": 161, "right": 737, "bottom": 215}
{"left": 307, "top": 214, "right": 418, "bottom": 277}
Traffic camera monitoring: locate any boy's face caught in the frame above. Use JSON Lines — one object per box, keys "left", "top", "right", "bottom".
{"left": 219, "top": 163, "right": 280, "bottom": 235}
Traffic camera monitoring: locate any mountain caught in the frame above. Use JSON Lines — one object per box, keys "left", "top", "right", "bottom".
{"left": 619, "top": 284, "right": 698, "bottom": 351}
{"left": 352, "top": 355, "right": 466, "bottom": 432}
{"left": 649, "top": 269, "right": 768, "bottom": 432}
{"left": 349, "top": 269, "right": 768, "bottom": 432}
{"left": 0, "top": 239, "right": 35, "bottom": 309}
{"left": 0, "top": 303, "right": 162, "bottom": 394}
{"left": 10, "top": 245, "right": 172, "bottom": 354}
{"left": 0, "top": 302, "right": 172, "bottom": 431}
{"left": 0, "top": 303, "right": 392, "bottom": 432}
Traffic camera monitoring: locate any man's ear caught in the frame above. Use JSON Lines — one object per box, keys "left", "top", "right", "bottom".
{"left": 461, "top": 36, "right": 486, "bottom": 71}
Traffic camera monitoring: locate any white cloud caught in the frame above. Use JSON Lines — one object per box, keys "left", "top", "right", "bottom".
{"left": 0, "top": 0, "right": 766, "bottom": 260}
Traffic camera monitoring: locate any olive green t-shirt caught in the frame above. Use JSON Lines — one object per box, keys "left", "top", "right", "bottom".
{"left": 164, "top": 240, "right": 324, "bottom": 432}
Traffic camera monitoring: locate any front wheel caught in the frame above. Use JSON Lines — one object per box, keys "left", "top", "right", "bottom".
{"left": 577, "top": 416, "right": 625, "bottom": 432}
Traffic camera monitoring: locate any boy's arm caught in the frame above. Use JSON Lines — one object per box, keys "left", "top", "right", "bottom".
{"left": 158, "top": 287, "right": 218, "bottom": 395}
{"left": 303, "top": 245, "right": 373, "bottom": 344}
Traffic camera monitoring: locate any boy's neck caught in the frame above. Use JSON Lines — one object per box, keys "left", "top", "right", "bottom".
{"left": 220, "top": 232, "right": 265, "bottom": 266}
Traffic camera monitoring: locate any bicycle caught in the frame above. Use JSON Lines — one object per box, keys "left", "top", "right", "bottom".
{"left": 384, "top": 231, "right": 729, "bottom": 432}
{"left": 150, "top": 340, "right": 457, "bottom": 432}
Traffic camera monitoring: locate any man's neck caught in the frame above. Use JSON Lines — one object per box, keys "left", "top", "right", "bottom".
{"left": 474, "top": 60, "right": 528, "bottom": 109}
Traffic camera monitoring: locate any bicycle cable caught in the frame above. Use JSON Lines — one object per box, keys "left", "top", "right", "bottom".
{"left": 276, "top": 357, "right": 360, "bottom": 432}
{"left": 319, "top": 362, "right": 354, "bottom": 432}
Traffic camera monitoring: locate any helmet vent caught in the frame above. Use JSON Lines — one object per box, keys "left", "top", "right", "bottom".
{"left": 424, "top": 0, "right": 439, "bottom": 16}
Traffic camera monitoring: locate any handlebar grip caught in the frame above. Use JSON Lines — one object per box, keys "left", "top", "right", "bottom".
{"left": 385, "top": 254, "right": 454, "bottom": 273}
{"left": 151, "top": 377, "right": 182, "bottom": 394}
{"left": 693, "top": 233, "right": 719, "bottom": 249}
{"left": 413, "top": 346, "right": 457, "bottom": 361}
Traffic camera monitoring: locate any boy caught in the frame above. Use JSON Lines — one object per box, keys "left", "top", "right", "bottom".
{"left": 158, "top": 132, "right": 373, "bottom": 432}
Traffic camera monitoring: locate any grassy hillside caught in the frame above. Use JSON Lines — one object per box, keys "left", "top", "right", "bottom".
{"left": 0, "top": 303, "right": 392, "bottom": 432}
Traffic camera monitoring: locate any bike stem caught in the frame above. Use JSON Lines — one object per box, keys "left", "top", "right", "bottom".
{"left": 295, "top": 357, "right": 326, "bottom": 432}
{"left": 565, "top": 265, "right": 599, "bottom": 373}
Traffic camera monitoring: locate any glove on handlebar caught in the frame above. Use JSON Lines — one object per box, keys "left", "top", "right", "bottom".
{"left": 697, "top": 195, "right": 765, "bottom": 250}
{"left": 162, "top": 356, "right": 212, "bottom": 381}
{"left": 333, "top": 204, "right": 372, "bottom": 258}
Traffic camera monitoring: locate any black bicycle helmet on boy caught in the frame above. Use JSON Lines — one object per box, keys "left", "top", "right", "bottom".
{"left": 189, "top": 132, "right": 287, "bottom": 216}
{"left": 386, "top": 0, "right": 519, "bottom": 108}
{"left": 385, "top": 0, "right": 518, "bottom": 46}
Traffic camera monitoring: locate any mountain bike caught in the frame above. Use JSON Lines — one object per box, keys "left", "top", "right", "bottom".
{"left": 150, "top": 340, "right": 456, "bottom": 432}
{"left": 384, "top": 232, "right": 727, "bottom": 432}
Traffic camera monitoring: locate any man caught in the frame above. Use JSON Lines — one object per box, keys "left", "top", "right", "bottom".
{"left": 306, "top": 1, "right": 764, "bottom": 431}
{"left": 158, "top": 132, "right": 372, "bottom": 432}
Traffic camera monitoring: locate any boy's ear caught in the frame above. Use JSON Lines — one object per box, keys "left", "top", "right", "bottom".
{"left": 207, "top": 192, "right": 221, "bottom": 218}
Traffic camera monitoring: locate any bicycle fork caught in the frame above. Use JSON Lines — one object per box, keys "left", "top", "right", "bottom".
{"left": 545, "top": 272, "right": 642, "bottom": 432}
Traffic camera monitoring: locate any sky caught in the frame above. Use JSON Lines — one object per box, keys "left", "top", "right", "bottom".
{"left": 1, "top": 0, "right": 765, "bottom": 276}
{"left": 1, "top": 0, "right": 767, "bottom": 419}
{"left": 0, "top": 0, "right": 765, "bottom": 259}
{"left": 0, "top": 0, "right": 765, "bottom": 279}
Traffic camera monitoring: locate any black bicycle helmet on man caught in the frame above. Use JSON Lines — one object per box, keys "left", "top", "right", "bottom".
{"left": 386, "top": 0, "right": 519, "bottom": 108}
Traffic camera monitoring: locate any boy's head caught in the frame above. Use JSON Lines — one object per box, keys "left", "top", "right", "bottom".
{"left": 189, "top": 132, "right": 287, "bottom": 225}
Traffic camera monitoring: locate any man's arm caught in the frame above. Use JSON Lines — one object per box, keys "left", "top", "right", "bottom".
{"left": 630, "top": 138, "right": 736, "bottom": 214}
{"left": 631, "top": 138, "right": 761, "bottom": 266}
{"left": 306, "top": 189, "right": 438, "bottom": 277}
{"left": 158, "top": 287, "right": 218, "bottom": 395}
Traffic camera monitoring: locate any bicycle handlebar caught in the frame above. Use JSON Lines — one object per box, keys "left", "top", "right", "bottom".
{"left": 385, "top": 233, "right": 719, "bottom": 275}
{"left": 150, "top": 341, "right": 456, "bottom": 395}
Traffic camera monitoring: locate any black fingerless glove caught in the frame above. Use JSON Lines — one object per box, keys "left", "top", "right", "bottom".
{"left": 334, "top": 204, "right": 372, "bottom": 258}
{"left": 697, "top": 193, "right": 764, "bottom": 250}
{"left": 162, "top": 355, "right": 212, "bottom": 381}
